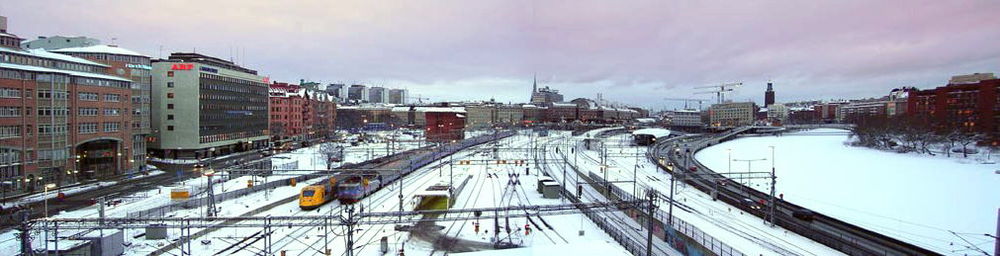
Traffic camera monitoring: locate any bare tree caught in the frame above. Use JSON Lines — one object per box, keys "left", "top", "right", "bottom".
{"left": 318, "top": 143, "right": 344, "bottom": 170}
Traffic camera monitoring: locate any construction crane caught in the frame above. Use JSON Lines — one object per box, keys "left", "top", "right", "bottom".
{"left": 694, "top": 82, "right": 743, "bottom": 104}
{"left": 663, "top": 98, "right": 710, "bottom": 110}
{"left": 406, "top": 95, "right": 429, "bottom": 104}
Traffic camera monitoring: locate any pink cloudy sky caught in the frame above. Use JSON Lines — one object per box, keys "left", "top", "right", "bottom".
{"left": 3, "top": 0, "right": 999, "bottom": 109}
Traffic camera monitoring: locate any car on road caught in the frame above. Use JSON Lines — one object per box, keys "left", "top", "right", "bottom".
{"left": 688, "top": 166, "right": 698, "bottom": 172}
{"left": 741, "top": 198, "right": 762, "bottom": 210}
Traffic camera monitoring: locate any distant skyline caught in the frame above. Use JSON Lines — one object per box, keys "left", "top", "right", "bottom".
{"left": 3, "top": 0, "right": 999, "bottom": 110}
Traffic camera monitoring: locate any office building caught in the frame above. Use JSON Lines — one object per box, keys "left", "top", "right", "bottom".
{"left": 347, "top": 84, "right": 368, "bottom": 102}
{"left": 51, "top": 44, "right": 152, "bottom": 175}
{"left": 529, "top": 76, "right": 563, "bottom": 105}
{"left": 0, "top": 17, "right": 136, "bottom": 191}
{"left": 149, "top": 53, "right": 269, "bottom": 160}
{"left": 908, "top": 75, "right": 1000, "bottom": 138}
{"left": 388, "top": 88, "right": 408, "bottom": 104}
{"left": 368, "top": 86, "right": 388, "bottom": 103}
{"left": 709, "top": 102, "right": 755, "bottom": 127}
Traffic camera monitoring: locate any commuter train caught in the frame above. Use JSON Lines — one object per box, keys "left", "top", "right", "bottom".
{"left": 337, "top": 171, "right": 384, "bottom": 204}
{"left": 299, "top": 177, "right": 339, "bottom": 210}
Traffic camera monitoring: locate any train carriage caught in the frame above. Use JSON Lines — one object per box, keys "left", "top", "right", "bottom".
{"left": 299, "top": 177, "right": 339, "bottom": 210}
{"left": 337, "top": 172, "right": 383, "bottom": 204}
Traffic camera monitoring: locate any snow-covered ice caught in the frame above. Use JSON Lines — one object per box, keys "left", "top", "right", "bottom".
{"left": 695, "top": 128, "right": 1000, "bottom": 254}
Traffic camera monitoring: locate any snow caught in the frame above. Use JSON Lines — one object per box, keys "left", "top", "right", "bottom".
{"left": 450, "top": 243, "right": 628, "bottom": 256}
{"left": 0, "top": 47, "right": 109, "bottom": 67}
{"left": 566, "top": 133, "right": 843, "bottom": 255}
{"left": 157, "top": 131, "right": 632, "bottom": 256}
{"left": 632, "top": 128, "right": 671, "bottom": 138}
{"left": 695, "top": 128, "right": 1000, "bottom": 254}
{"left": 51, "top": 44, "right": 150, "bottom": 57}
{"left": 0, "top": 62, "right": 133, "bottom": 82}
{"left": 0, "top": 133, "right": 428, "bottom": 254}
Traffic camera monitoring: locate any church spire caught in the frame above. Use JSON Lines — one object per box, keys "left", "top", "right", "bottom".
{"left": 532, "top": 74, "right": 537, "bottom": 92}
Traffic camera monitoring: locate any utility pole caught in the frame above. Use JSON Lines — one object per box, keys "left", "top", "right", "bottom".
{"left": 769, "top": 146, "right": 776, "bottom": 227}
{"left": 668, "top": 172, "right": 676, "bottom": 226}
{"left": 732, "top": 158, "right": 766, "bottom": 194}
{"left": 205, "top": 171, "right": 217, "bottom": 217}
{"left": 646, "top": 190, "right": 657, "bottom": 256}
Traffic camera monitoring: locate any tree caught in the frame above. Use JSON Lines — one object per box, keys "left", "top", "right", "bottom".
{"left": 318, "top": 143, "right": 343, "bottom": 170}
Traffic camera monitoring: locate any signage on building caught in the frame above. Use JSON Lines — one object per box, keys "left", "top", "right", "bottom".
{"left": 171, "top": 63, "right": 194, "bottom": 70}
{"left": 126, "top": 63, "right": 152, "bottom": 70}
{"left": 199, "top": 66, "right": 218, "bottom": 73}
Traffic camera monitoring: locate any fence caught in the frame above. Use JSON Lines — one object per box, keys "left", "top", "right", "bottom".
{"left": 555, "top": 144, "right": 745, "bottom": 256}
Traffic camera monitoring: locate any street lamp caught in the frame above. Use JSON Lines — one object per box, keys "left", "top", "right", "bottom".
{"left": 43, "top": 183, "right": 56, "bottom": 218}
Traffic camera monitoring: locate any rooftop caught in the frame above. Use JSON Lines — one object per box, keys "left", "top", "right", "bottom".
{"left": 52, "top": 44, "right": 149, "bottom": 57}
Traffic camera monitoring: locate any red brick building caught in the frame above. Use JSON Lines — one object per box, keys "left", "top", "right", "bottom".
{"left": 0, "top": 19, "right": 137, "bottom": 192}
{"left": 425, "top": 108, "right": 466, "bottom": 142}
{"left": 269, "top": 82, "right": 336, "bottom": 145}
{"left": 908, "top": 78, "right": 1000, "bottom": 138}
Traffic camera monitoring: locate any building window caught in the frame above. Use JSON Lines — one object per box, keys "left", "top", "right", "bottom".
{"left": 0, "top": 88, "right": 20, "bottom": 98}
{"left": 167, "top": 125, "right": 174, "bottom": 131}
{"left": 167, "top": 82, "right": 174, "bottom": 88}
{"left": 103, "top": 122, "right": 120, "bottom": 132}
{"left": 0, "top": 126, "right": 20, "bottom": 139}
{"left": 0, "top": 107, "right": 21, "bottom": 117}
{"left": 167, "top": 71, "right": 174, "bottom": 77}
{"left": 167, "top": 93, "right": 174, "bottom": 99}
{"left": 104, "top": 94, "right": 121, "bottom": 102}
{"left": 78, "top": 108, "right": 99, "bottom": 116}
{"left": 167, "top": 114, "right": 174, "bottom": 120}
{"left": 77, "top": 123, "right": 98, "bottom": 134}
{"left": 78, "top": 92, "right": 99, "bottom": 101}
{"left": 39, "top": 124, "right": 68, "bottom": 135}
{"left": 167, "top": 104, "right": 174, "bottom": 109}
{"left": 103, "top": 108, "right": 121, "bottom": 116}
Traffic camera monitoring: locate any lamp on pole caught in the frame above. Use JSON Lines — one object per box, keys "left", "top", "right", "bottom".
{"left": 43, "top": 182, "right": 56, "bottom": 219}
{"left": 732, "top": 158, "right": 766, "bottom": 194}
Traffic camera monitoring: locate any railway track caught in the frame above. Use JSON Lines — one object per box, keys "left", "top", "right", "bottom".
{"left": 649, "top": 131, "right": 942, "bottom": 256}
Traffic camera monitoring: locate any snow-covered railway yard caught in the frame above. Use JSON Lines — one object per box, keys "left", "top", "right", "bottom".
{"left": 560, "top": 132, "right": 843, "bottom": 255}
{"left": 0, "top": 132, "right": 427, "bottom": 255}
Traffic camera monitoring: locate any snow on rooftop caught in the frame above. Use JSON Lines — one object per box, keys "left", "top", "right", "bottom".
{"left": 0, "top": 47, "right": 110, "bottom": 67}
{"left": 51, "top": 44, "right": 150, "bottom": 57}
{"left": 632, "top": 128, "right": 671, "bottom": 138}
{"left": 0, "top": 62, "right": 132, "bottom": 83}
{"left": 414, "top": 190, "right": 450, "bottom": 197}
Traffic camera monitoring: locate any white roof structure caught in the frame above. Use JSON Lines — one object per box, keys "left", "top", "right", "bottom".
{"left": 0, "top": 62, "right": 132, "bottom": 82}
{"left": 632, "top": 128, "right": 671, "bottom": 138}
{"left": 0, "top": 47, "right": 109, "bottom": 67}
{"left": 635, "top": 118, "right": 656, "bottom": 123}
{"left": 414, "top": 190, "right": 450, "bottom": 197}
{"left": 51, "top": 44, "right": 149, "bottom": 57}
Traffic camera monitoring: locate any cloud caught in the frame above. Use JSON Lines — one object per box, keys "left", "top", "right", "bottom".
{"left": 3, "top": 0, "right": 999, "bottom": 109}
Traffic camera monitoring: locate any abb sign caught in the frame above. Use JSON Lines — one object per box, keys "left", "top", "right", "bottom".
{"left": 171, "top": 63, "right": 194, "bottom": 70}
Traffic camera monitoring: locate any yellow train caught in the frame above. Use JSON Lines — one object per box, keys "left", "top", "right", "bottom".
{"left": 299, "top": 177, "right": 338, "bottom": 210}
